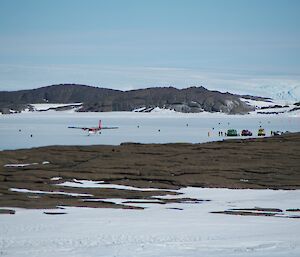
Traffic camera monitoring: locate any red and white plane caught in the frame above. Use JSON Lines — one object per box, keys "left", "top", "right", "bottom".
{"left": 68, "top": 120, "right": 118, "bottom": 134}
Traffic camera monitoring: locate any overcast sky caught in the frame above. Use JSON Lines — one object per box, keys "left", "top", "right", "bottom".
{"left": 0, "top": 0, "right": 299, "bottom": 94}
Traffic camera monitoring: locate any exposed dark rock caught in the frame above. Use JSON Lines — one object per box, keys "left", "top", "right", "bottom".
{"left": 286, "top": 209, "right": 300, "bottom": 212}
{"left": 260, "top": 105, "right": 288, "bottom": 110}
{"left": 289, "top": 106, "right": 300, "bottom": 112}
{"left": 240, "top": 94, "right": 272, "bottom": 102}
{"left": 0, "top": 132, "right": 300, "bottom": 209}
{"left": 0, "top": 84, "right": 254, "bottom": 114}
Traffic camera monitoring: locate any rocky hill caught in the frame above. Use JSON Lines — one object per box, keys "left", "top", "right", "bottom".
{"left": 0, "top": 84, "right": 254, "bottom": 114}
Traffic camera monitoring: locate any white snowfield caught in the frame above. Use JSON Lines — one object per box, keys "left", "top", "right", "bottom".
{"left": 240, "top": 98, "right": 275, "bottom": 108}
{"left": 1, "top": 187, "right": 300, "bottom": 257}
{"left": 240, "top": 98, "right": 300, "bottom": 116}
{"left": 9, "top": 188, "right": 93, "bottom": 197}
{"left": 30, "top": 103, "right": 82, "bottom": 111}
{"left": 4, "top": 161, "right": 50, "bottom": 168}
{"left": 4, "top": 163, "right": 38, "bottom": 168}
{"left": 258, "top": 85, "right": 300, "bottom": 102}
{"left": 0, "top": 108, "right": 299, "bottom": 256}
{"left": 1, "top": 111, "right": 300, "bottom": 150}
{"left": 56, "top": 179, "right": 173, "bottom": 191}
{"left": 50, "top": 177, "right": 62, "bottom": 181}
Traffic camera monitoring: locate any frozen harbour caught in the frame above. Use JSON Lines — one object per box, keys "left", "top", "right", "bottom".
{"left": 0, "top": 110, "right": 299, "bottom": 150}
{"left": 1, "top": 110, "right": 300, "bottom": 257}
{"left": 0, "top": 187, "right": 300, "bottom": 257}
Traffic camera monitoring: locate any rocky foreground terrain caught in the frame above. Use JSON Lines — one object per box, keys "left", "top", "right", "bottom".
{"left": 0, "top": 133, "right": 299, "bottom": 209}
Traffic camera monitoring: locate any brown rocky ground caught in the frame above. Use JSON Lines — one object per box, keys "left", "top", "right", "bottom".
{"left": 0, "top": 133, "right": 299, "bottom": 209}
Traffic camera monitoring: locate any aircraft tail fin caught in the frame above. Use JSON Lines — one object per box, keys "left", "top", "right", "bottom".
{"left": 99, "top": 120, "right": 102, "bottom": 129}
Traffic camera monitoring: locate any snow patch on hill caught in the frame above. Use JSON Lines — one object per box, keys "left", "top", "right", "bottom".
{"left": 240, "top": 97, "right": 300, "bottom": 117}
{"left": 30, "top": 103, "right": 82, "bottom": 111}
{"left": 133, "top": 106, "right": 177, "bottom": 114}
{"left": 240, "top": 98, "right": 275, "bottom": 108}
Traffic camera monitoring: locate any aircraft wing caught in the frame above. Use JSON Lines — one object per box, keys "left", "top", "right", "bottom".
{"left": 101, "top": 126, "right": 119, "bottom": 129}
{"left": 68, "top": 126, "right": 90, "bottom": 130}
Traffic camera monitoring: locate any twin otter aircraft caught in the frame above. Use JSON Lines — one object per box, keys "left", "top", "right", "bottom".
{"left": 68, "top": 120, "right": 118, "bottom": 135}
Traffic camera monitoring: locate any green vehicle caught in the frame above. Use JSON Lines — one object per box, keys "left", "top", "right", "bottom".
{"left": 227, "top": 129, "right": 238, "bottom": 136}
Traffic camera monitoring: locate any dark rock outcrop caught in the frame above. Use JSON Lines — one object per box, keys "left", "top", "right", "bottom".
{"left": 0, "top": 84, "right": 254, "bottom": 114}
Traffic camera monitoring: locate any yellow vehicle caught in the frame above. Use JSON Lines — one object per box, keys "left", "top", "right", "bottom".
{"left": 258, "top": 128, "right": 266, "bottom": 136}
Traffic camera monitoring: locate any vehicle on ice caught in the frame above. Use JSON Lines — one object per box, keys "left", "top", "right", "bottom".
{"left": 227, "top": 129, "right": 238, "bottom": 136}
{"left": 272, "top": 130, "right": 284, "bottom": 136}
{"left": 258, "top": 128, "right": 266, "bottom": 136}
{"left": 241, "top": 129, "right": 252, "bottom": 136}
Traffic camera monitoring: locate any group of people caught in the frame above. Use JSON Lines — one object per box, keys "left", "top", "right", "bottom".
{"left": 208, "top": 131, "right": 227, "bottom": 137}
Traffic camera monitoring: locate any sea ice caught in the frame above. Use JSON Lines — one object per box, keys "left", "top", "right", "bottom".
{"left": 0, "top": 111, "right": 299, "bottom": 150}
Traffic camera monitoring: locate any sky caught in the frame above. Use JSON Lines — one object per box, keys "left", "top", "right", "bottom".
{"left": 0, "top": 0, "right": 300, "bottom": 95}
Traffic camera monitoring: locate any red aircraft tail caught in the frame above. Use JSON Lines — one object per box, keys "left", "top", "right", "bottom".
{"left": 99, "top": 120, "right": 102, "bottom": 129}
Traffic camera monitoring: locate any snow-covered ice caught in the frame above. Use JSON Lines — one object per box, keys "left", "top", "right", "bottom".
{"left": 0, "top": 111, "right": 299, "bottom": 150}
{"left": 1, "top": 111, "right": 300, "bottom": 256}
{"left": 1, "top": 187, "right": 300, "bottom": 257}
